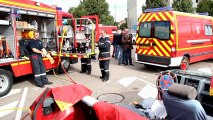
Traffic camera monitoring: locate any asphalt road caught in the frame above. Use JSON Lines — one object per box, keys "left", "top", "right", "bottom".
{"left": 1, "top": 53, "right": 213, "bottom": 119}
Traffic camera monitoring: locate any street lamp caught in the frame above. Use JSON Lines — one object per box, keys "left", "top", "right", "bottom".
{"left": 115, "top": 1, "right": 116, "bottom": 22}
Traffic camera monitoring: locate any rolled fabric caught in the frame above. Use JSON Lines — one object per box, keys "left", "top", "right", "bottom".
{"left": 46, "top": 53, "right": 55, "bottom": 64}
{"left": 167, "top": 83, "right": 197, "bottom": 100}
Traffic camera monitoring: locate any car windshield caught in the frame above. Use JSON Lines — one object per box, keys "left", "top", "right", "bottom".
{"left": 171, "top": 69, "right": 212, "bottom": 79}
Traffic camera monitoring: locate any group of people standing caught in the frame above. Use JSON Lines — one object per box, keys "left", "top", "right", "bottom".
{"left": 112, "top": 29, "right": 134, "bottom": 66}
{"left": 80, "top": 30, "right": 111, "bottom": 82}
{"left": 80, "top": 29, "right": 134, "bottom": 82}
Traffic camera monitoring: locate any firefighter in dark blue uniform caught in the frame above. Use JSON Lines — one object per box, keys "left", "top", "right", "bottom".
{"left": 29, "top": 31, "right": 53, "bottom": 88}
{"left": 97, "top": 30, "right": 111, "bottom": 82}
{"left": 80, "top": 56, "right": 91, "bottom": 75}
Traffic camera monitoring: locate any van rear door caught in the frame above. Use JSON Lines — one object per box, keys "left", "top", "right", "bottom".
{"left": 137, "top": 21, "right": 172, "bottom": 57}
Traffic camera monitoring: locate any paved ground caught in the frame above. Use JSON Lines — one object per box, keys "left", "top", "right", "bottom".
{"left": 1, "top": 51, "right": 213, "bottom": 119}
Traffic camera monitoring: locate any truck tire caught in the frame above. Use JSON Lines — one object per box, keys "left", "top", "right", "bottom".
{"left": 180, "top": 56, "right": 189, "bottom": 70}
{"left": 0, "top": 69, "right": 13, "bottom": 97}
{"left": 58, "top": 57, "right": 71, "bottom": 73}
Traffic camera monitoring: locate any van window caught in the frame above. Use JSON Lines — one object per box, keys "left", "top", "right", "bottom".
{"left": 154, "top": 21, "right": 170, "bottom": 40}
{"left": 205, "top": 25, "right": 212, "bottom": 36}
{"left": 139, "top": 22, "right": 152, "bottom": 37}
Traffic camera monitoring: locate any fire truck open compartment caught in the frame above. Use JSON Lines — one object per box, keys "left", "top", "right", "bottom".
{"left": 17, "top": 14, "right": 56, "bottom": 51}
{"left": 0, "top": 12, "right": 15, "bottom": 62}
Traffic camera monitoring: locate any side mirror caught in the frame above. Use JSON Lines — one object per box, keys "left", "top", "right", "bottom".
{"left": 171, "top": 30, "right": 176, "bottom": 34}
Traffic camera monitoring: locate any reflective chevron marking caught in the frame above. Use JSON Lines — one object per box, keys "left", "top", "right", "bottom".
{"left": 136, "top": 11, "right": 175, "bottom": 57}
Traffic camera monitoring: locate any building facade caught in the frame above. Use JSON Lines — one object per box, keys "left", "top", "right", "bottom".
{"left": 127, "top": 0, "right": 201, "bottom": 33}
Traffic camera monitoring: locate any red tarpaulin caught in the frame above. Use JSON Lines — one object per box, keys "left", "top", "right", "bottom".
{"left": 93, "top": 102, "right": 148, "bottom": 120}
{"left": 52, "top": 84, "right": 92, "bottom": 111}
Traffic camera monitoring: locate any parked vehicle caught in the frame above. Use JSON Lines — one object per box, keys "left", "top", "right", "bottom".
{"left": 135, "top": 7, "right": 213, "bottom": 69}
{"left": 0, "top": 0, "right": 116, "bottom": 97}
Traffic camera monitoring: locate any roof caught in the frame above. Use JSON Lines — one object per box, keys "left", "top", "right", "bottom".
{"left": 0, "top": 0, "right": 56, "bottom": 13}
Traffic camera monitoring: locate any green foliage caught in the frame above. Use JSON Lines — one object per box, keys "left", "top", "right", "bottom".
{"left": 142, "top": 0, "right": 167, "bottom": 12}
{"left": 196, "top": 0, "right": 213, "bottom": 16}
{"left": 68, "top": 0, "right": 115, "bottom": 25}
{"left": 172, "top": 0, "right": 194, "bottom": 13}
{"left": 119, "top": 18, "right": 127, "bottom": 30}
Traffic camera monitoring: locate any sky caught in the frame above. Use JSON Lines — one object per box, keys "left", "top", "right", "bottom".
{"left": 34, "top": 0, "right": 127, "bottom": 22}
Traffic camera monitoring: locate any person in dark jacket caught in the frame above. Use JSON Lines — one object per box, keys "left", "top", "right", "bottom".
{"left": 118, "top": 31, "right": 124, "bottom": 65}
{"left": 122, "top": 29, "right": 134, "bottom": 66}
{"left": 112, "top": 29, "right": 121, "bottom": 59}
{"left": 29, "top": 31, "right": 53, "bottom": 88}
{"left": 97, "top": 30, "right": 111, "bottom": 82}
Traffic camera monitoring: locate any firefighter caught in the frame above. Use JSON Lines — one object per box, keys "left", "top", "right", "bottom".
{"left": 80, "top": 56, "right": 91, "bottom": 75}
{"left": 79, "top": 42, "right": 92, "bottom": 75}
{"left": 97, "top": 30, "right": 111, "bottom": 82}
{"left": 29, "top": 31, "right": 53, "bottom": 88}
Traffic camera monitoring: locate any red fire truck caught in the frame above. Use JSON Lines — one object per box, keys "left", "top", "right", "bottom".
{"left": 135, "top": 7, "right": 213, "bottom": 69}
{"left": 0, "top": 0, "right": 116, "bottom": 97}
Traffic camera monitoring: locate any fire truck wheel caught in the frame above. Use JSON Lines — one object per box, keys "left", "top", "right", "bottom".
{"left": 0, "top": 69, "right": 13, "bottom": 97}
{"left": 58, "top": 57, "right": 71, "bottom": 73}
{"left": 180, "top": 56, "right": 189, "bottom": 70}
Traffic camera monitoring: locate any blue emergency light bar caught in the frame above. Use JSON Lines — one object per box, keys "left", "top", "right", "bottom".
{"left": 56, "top": 7, "right": 62, "bottom": 10}
{"left": 144, "top": 7, "right": 173, "bottom": 13}
{"left": 197, "top": 12, "right": 209, "bottom": 16}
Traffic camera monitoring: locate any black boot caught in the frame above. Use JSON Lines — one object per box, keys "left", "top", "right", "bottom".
{"left": 87, "top": 70, "right": 91, "bottom": 75}
{"left": 103, "top": 72, "right": 109, "bottom": 82}
{"left": 100, "top": 70, "right": 105, "bottom": 79}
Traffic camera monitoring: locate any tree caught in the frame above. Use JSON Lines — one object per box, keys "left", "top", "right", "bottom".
{"left": 68, "top": 0, "right": 115, "bottom": 25}
{"left": 196, "top": 0, "right": 213, "bottom": 16}
{"left": 142, "top": 0, "right": 167, "bottom": 12}
{"left": 68, "top": 4, "right": 87, "bottom": 18}
{"left": 172, "top": 0, "right": 194, "bottom": 13}
{"left": 119, "top": 18, "right": 127, "bottom": 30}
